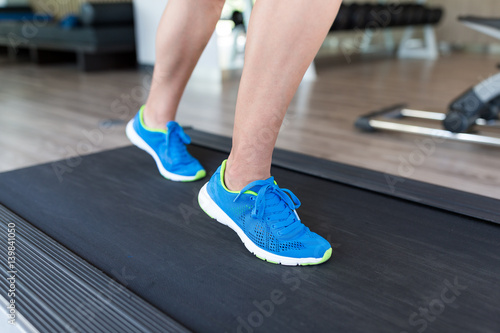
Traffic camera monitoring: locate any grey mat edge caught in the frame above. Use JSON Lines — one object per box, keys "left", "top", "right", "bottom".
{"left": 185, "top": 128, "right": 500, "bottom": 224}
{"left": 0, "top": 204, "right": 190, "bottom": 333}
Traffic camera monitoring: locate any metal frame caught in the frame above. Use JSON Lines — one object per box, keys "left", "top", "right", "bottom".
{"left": 356, "top": 104, "right": 500, "bottom": 147}
{"left": 461, "top": 21, "right": 500, "bottom": 40}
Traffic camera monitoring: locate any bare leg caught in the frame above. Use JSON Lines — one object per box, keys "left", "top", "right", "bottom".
{"left": 225, "top": 0, "right": 342, "bottom": 190}
{"left": 144, "top": 0, "right": 225, "bottom": 129}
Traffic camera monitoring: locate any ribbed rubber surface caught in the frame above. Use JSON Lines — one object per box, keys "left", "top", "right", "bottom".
{"left": 0, "top": 205, "right": 189, "bottom": 333}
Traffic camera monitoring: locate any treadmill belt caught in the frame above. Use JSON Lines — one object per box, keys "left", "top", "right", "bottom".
{"left": 0, "top": 132, "right": 499, "bottom": 333}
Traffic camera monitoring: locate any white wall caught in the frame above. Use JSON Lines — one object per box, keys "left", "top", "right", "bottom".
{"left": 132, "top": 0, "right": 221, "bottom": 80}
{"left": 132, "top": 0, "right": 163, "bottom": 66}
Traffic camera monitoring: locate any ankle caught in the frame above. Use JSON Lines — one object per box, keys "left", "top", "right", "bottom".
{"left": 223, "top": 172, "right": 246, "bottom": 192}
{"left": 224, "top": 160, "right": 270, "bottom": 192}
{"left": 143, "top": 106, "right": 173, "bottom": 130}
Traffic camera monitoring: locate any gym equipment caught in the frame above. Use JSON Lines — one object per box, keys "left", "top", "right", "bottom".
{"left": 368, "top": 4, "right": 389, "bottom": 26}
{"left": 459, "top": 16, "right": 500, "bottom": 40}
{"left": 0, "top": 2, "right": 136, "bottom": 71}
{"left": 0, "top": 13, "right": 52, "bottom": 21}
{"left": 388, "top": 5, "right": 442, "bottom": 27}
{"left": 356, "top": 17, "right": 500, "bottom": 147}
{"left": 427, "top": 8, "right": 444, "bottom": 25}
{"left": 388, "top": 4, "right": 404, "bottom": 27}
{"left": 60, "top": 14, "right": 80, "bottom": 29}
{"left": 0, "top": 5, "right": 49, "bottom": 22}
{"left": 0, "top": 5, "right": 32, "bottom": 13}
{"left": 329, "top": 3, "right": 443, "bottom": 31}
{"left": 355, "top": 104, "right": 500, "bottom": 146}
{"left": 329, "top": 3, "right": 443, "bottom": 60}
{"left": 346, "top": 3, "right": 367, "bottom": 30}
{"left": 0, "top": 129, "right": 499, "bottom": 332}
{"left": 331, "top": 4, "right": 351, "bottom": 31}
{"left": 80, "top": 2, "right": 134, "bottom": 27}
{"left": 231, "top": 10, "right": 244, "bottom": 28}
{"left": 407, "top": 4, "right": 426, "bottom": 25}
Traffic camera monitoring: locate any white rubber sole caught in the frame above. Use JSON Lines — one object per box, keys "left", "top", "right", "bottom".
{"left": 126, "top": 119, "right": 204, "bottom": 182}
{"left": 198, "top": 183, "right": 331, "bottom": 266}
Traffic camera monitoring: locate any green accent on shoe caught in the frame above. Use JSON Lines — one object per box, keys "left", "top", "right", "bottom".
{"left": 256, "top": 250, "right": 331, "bottom": 266}
{"left": 160, "top": 169, "right": 206, "bottom": 182}
{"left": 219, "top": 160, "right": 257, "bottom": 196}
{"left": 139, "top": 105, "right": 168, "bottom": 134}
{"left": 302, "top": 248, "right": 332, "bottom": 266}
{"left": 181, "top": 169, "right": 206, "bottom": 182}
{"left": 255, "top": 254, "right": 278, "bottom": 264}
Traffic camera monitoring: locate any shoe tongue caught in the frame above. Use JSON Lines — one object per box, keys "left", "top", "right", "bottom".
{"left": 166, "top": 121, "right": 180, "bottom": 138}
{"left": 246, "top": 178, "right": 287, "bottom": 211}
{"left": 166, "top": 121, "right": 190, "bottom": 145}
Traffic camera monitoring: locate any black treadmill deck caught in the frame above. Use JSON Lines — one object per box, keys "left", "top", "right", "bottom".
{"left": 0, "top": 130, "right": 499, "bottom": 333}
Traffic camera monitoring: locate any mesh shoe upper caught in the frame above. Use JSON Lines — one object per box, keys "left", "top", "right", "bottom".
{"left": 131, "top": 107, "right": 204, "bottom": 177}
{"left": 206, "top": 161, "right": 331, "bottom": 259}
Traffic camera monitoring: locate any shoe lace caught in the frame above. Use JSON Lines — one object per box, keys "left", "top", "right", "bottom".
{"left": 234, "top": 179, "right": 305, "bottom": 238}
{"left": 167, "top": 123, "right": 191, "bottom": 162}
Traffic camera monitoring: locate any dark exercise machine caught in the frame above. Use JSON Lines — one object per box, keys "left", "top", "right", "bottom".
{"left": 0, "top": 129, "right": 499, "bottom": 333}
{"left": 331, "top": 2, "right": 443, "bottom": 31}
{"left": 355, "top": 17, "right": 500, "bottom": 147}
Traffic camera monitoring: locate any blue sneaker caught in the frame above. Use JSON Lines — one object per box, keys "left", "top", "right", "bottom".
{"left": 198, "top": 160, "right": 332, "bottom": 265}
{"left": 126, "top": 106, "right": 206, "bottom": 182}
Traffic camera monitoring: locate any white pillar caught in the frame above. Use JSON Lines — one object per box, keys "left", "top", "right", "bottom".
{"left": 133, "top": 0, "right": 221, "bottom": 81}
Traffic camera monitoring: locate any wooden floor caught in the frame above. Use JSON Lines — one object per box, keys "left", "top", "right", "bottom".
{"left": 0, "top": 53, "right": 499, "bottom": 199}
